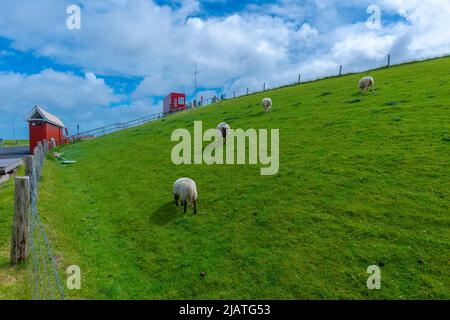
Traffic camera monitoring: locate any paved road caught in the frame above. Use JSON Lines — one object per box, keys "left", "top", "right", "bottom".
{"left": 0, "top": 146, "right": 30, "bottom": 159}
{"left": 0, "top": 147, "right": 28, "bottom": 175}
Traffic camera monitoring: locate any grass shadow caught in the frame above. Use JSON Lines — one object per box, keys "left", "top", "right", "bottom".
{"left": 317, "top": 91, "right": 332, "bottom": 97}
{"left": 150, "top": 201, "right": 180, "bottom": 225}
{"left": 347, "top": 98, "right": 362, "bottom": 104}
{"left": 246, "top": 111, "right": 267, "bottom": 118}
{"left": 0, "top": 260, "right": 11, "bottom": 271}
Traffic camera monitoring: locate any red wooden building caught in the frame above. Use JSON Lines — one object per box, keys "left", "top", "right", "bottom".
{"left": 26, "top": 106, "right": 66, "bottom": 154}
{"left": 163, "top": 92, "right": 186, "bottom": 114}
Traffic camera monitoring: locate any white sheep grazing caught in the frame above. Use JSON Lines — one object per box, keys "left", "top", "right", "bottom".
{"left": 359, "top": 76, "right": 375, "bottom": 93}
{"left": 262, "top": 98, "right": 272, "bottom": 112}
{"left": 173, "top": 178, "right": 198, "bottom": 214}
{"left": 217, "top": 122, "right": 230, "bottom": 141}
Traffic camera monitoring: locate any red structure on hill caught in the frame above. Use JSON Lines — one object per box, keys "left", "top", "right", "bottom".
{"left": 163, "top": 93, "right": 186, "bottom": 114}
{"left": 26, "top": 106, "right": 66, "bottom": 154}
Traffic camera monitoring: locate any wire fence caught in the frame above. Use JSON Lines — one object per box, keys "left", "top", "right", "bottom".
{"left": 224, "top": 43, "right": 450, "bottom": 100}
{"left": 70, "top": 43, "right": 450, "bottom": 142}
{"left": 27, "top": 141, "right": 65, "bottom": 300}
{"left": 390, "top": 43, "right": 450, "bottom": 66}
{"left": 71, "top": 101, "right": 219, "bottom": 140}
{"left": 7, "top": 42, "right": 448, "bottom": 300}
{"left": 71, "top": 112, "right": 165, "bottom": 140}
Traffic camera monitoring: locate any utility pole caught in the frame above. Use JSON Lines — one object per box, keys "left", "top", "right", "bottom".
{"left": 194, "top": 63, "right": 200, "bottom": 106}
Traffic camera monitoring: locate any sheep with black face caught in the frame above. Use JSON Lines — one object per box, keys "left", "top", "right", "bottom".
{"left": 262, "top": 98, "right": 272, "bottom": 112}
{"left": 217, "top": 122, "right": 230, "bottom": 142}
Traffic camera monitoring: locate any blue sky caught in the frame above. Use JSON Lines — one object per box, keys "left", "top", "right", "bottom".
{"left": 0, "top": 0, "right": 449, "bottom": 139}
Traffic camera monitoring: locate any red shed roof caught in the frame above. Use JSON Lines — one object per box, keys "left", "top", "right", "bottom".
{"left": 26, "top": 106, "right": 65, "bottom": 128}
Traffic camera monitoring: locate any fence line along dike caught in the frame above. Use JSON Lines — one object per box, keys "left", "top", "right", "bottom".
{"left": 10, "top": 139, "right": 65, "bottom": 300}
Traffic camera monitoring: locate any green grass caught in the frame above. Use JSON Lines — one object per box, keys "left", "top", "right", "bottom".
{"left": 0, "top": 166, "right": 30, "bottom": 299}
{"left": 0, "top": 140, "right": 29, "bottom": 147}
{"left": 1, "top": 58, "right": 449, "bottom": 299}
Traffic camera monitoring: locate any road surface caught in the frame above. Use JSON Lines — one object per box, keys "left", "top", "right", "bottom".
{"left": 0, "top": 146, "right": 29, "bottom": 159}
{"left": 0, "top": 146, "right": 29, "bottom": 174}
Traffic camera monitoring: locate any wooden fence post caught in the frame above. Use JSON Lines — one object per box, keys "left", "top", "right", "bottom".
{"left": 36, "top": 143, "right": 43, "bottom": 178}
{"left": 263, "top": 82, "right": 266, "bottom": 91}
{"left": 43, "top": 140, "right": 48, "bottom": 155}
{"left": 339, "top": 65, "right": 343, "bottom": 76}
{"left": 36, "top": 143, "right": 41, "bottom": 177}
{"left": 25, "top": 155, "right": 36, "bottom": 200}
{"left": 24, "top": 155, "right": 34, "bottom": 178}
{"left": 10, "top": 177, "right": 30, "bottom": 264}
{"left": 33, "top": 147, "right": 38, "bottom": 161}
{"left": 387, "top": 54, "right": 391, "bottom": 67}
{"left": 37, "top": 141, "right": 42, "bottom": 156}
{"left": 33, "top": 147, "right": 39, "bottom": 178}
{"left": 298, "top": 74, "right": 301, "bottom": 84}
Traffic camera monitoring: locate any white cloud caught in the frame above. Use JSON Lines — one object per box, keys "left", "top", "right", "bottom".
{"left": 0, "top": 69, "right": 126, "bottom": 136}
{"left": 297, "top": 23, "right": 319, "bottom": 40}
{"left": 0, "top": 69, "right": 121, "bottom": 113}
{"left": 1, "top": 0, "right": 449, "bottom": 86}
{"left": 1, "top": 0, "right": 448, "bottom": 77}
{"left": 133, "top": 73, "right": 193, "bottom": 98}
{"left": 379, "top": 0, "right": 450, "bottom": 48}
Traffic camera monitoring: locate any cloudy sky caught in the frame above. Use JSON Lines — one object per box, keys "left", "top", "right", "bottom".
{"left": 0, "top": 0, "right": 449, "bottom": 138}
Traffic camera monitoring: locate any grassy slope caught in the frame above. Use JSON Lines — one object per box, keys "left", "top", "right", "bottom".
{"left": 0, "top": 167, "right": 30, "bottom": 299}
{"left": 1, "top": 58, "right": 449, "bottom": 299}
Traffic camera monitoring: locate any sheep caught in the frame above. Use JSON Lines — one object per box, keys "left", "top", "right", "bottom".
{"left": 359, "top": 76, "right": 375, "bottom": 93}
{"left": 173, "top": 178, "right": 198, "bottom": 214}
{"left": 217, "top": 122, "right": 230, "bottom": 142}
{"left": 262, "top": 98, "right": 272, "bottom": 112}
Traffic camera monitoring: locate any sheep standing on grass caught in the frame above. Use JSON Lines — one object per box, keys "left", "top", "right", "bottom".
{"left": 173, "top": 178, "right": 198, "bottom": 214}
{"left": 217, "top": 122, "right": 230, "bottom": 142}
{"left": 262, "top": 98, "right": 273, "bottom": 112}
{"left": 359, "top": 76, "right": 375, "bottom": 93}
